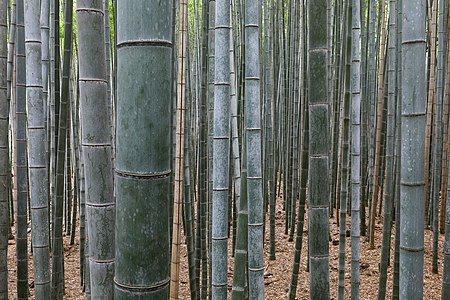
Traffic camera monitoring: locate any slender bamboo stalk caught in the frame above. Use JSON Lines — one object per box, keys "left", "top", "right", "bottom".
{"left": 40, "top": 0, "right": 49, "bottom": 172}
{"left": 51, "top": 1, "right": 73, "bottom": 297}
{"left": 197, "top": 0, "right": 210, "bottom": 297}
{"left": 0, "top": 0, "right": 9, "bottom": 297}
{"left": 369, "top": 0, "right": 387, "bottom": 249}
{"left": 288, "top": 68, "right": 308, "bottom": 300}
{"left": 431, "top": 0, "right": 447, "bottom": 274}
{"left": 24, "top": 0, "right": 51, "bottom": 297}
{"left": 231, "top": 138, "right": 248, "bottom": 300}
{"left": 424, "top": 0, "right": 438, "bottom": 227}
{"left": 170, "top": 0, "right": 188, "bottom": 298}
{"left": 350, "top": 0, "right": 361, "bottom": 297}
{"left": 183, "top": 36, "right": 197, "bottom": 298}
{"left": 53, "top": 0, "right": 60, "bottom": 167}
{"left": 15, "top": 1, "right": 29, "bottom": 298}
{"left": 441, "top": 0, "right": 450, "bottom": 234}
{"left": 245, "top": 0, "right": 264, "bottom": 298}
{"left": 76, "top": 0, "right": 115, "bottom": 297}
{"left": 392, "top": 3, "right": 402, "bottom": 299}
{"left": 338, "top": 1, "right": 351, "bottom": 298}
{"left": 378, "top": 2, "right": 397, "bottom": 298}
{"left": 211, "top": 0, "right": 231, "bottom": 298}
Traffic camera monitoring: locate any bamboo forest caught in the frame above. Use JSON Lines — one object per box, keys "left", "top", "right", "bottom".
{"left": 0, "top": 0, "right": 449, "bottom": 299}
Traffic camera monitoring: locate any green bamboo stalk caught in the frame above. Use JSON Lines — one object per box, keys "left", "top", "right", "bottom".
{"left": 65, "top": 117, "right": 72, "bottom": 235}
{"left": 79, "top": 154, "right": 86, "bottom": 285}
{"left": 330, "top": 0, "right": 343, "bottom": 220}
{"left": 230, "top": 6, "right": 242, "bottom": 257}
{"left": 266, "top": 0, "right": 276, "bottom": 262}
{"left": 51, "top": 0, "right": 73, "bottom": 298}
{"left": 197, "top": 0, "right": 210, "bottom": 297}
{"left": 350, "top": 0, "right": 361, "bottom": 297}
{"left": 424, "top": 0, "right": 439, "bottom": 225}
{"left": 84, "top": 210, "right": 91, "bottom": 299}
{"left": 69, "top": 63, "right": 79, "bottom": 245}
{"left": 360, "top": 0, "right": 369, "bottom": 238}
{"left": 183, "top": 65, "right": 197, "bottom": 299}
{"left": 366, "top": 0, "right": 377, "bottom": 228}
{"left": 6, "top": 0, "right": 15, "bottom": 115}
{"left": 308, "top": 0, "right": 330, "bottom": 297}
{"left": 211, "top": 0, "right": 230, "bottom": 298}
{"left": 431, "top": 0, "right": 447, "bottom": 274}
{"left": 377, "top": 2, "right": 397, "bottom": 298}
{"left": 7, "top": 0, "right": 16, "bottom": 233}
{"left": 0, "top": 0, "right": 9, "bottom": 296}
{"left": 392, "top": 3, "right": 402, "bottom": 299}
{"left": 288, "top": 62, "right": 308, "bottom": 300}
{"left": 40, "top": 0, "right": 49, "bottom": 169}
{"left": 231, "top": 137, "right": 248, "bottom": 300}
{"left": 53, "top": 0, "right": 60, "bottom": 168}
{"left": 245, "top": 0, "right": 264, "bottom": 298}
{"left": 76, "top": 1, "right": 115, "bottom": 297}
{"left": 170, "top": 0, "right": 188, "bottom": 298}
{"left": 115, "top": 0, "right": 173, "bottom": 298}
{"left": 400, "top": 0, "right": 426, "bottom": 298}
{"left": 442, "top": 7, "right": 450, "bottom": 297}
{"left": 369, "top": 0, "right": 387, "bottom": 250}
{"left": 360, "top": 0, "right": 369, "bottom": 237}
{"left": 289, "top": 0, "right": 301, "bottom": 242}
{"left": 16, "top": 1, "right": 29, "bottom": 298}
{"left": 338, "top": 1, "right": 351, "bottom": 298}
{"left": 24, "top": 0, "right": 51, "bottom": 297}
{"left": 207, "top": 1, "right": 216, "bottom": 295}
{"left": 67, "top": 50, "right": 78, "bottom": 238}
{"left": 48, "top": 0, "right": 55, "bottom": 207}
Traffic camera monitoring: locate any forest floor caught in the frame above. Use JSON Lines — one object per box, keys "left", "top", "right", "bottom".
{"left": 7, "top": 196, "right": 444, "bottom": 299}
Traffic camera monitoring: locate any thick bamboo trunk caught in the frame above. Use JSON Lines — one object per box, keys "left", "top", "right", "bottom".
{"left": 308, "top": 0, "right": 330, "bottom": 298}
{"left": 211, "top": 0, "right": 231, "bottom": 298}
{"left": 245, "top": 0, "right": 264, "bottom": 298}
{"left": 115, "top": 0, "right": 173, "bottom": 298}
{"left": 400, "top": 0, "right": 426, "bottom": 298}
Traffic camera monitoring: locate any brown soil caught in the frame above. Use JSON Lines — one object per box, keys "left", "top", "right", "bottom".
{"left": 7, "top": 200, "right": 443, "bottom": 299}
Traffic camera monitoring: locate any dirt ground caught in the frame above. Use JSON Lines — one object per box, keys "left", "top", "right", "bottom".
{"left": 7, "top": 200, "right": 444, "bottom": 299}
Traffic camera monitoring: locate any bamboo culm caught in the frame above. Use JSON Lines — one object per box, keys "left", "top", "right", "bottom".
{"left": 400, "top": 0, "right": 426, "bottom": 298}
